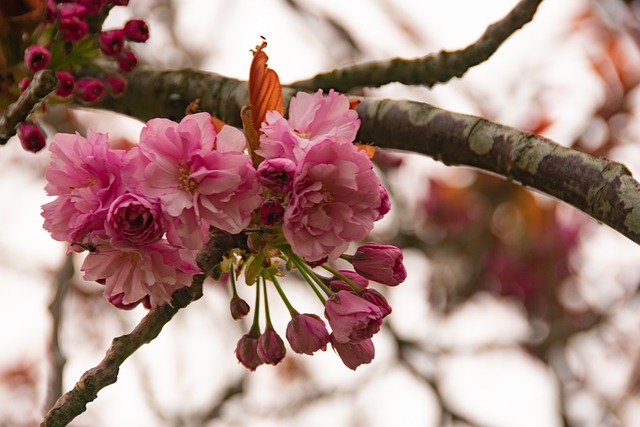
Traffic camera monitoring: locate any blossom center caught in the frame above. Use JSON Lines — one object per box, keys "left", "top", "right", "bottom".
{"left": 178, "top": 166, "right": 197, "bottom": 192}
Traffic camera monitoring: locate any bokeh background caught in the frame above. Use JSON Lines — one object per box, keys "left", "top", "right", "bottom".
{"left": 3, "top": 0, "right": 640, "bottom": 426}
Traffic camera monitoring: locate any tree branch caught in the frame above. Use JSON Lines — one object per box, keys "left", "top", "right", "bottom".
{"left": 0, "top": 69, "right": 58, "bottom": 144}
{"left": 40, "top": 229, "right": 246, "bottom": 427}
{"left": 289, "top": 0, "right": 544, "bottom": 92}
{"left": 93, "top": 68, "right": 640, "bottom": 246}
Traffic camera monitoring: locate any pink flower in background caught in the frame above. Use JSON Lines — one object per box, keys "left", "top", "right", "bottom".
{"left": 42, "top": 130, "right": 125, "bottom": 246}
{"left": 125, "top": 113, "right": 261, "bottom": 235}
{"left": 283, "top": 139, "right": 382, "bottom": 262}
{"left": 330, "top": 335, "right": 375, "bottom": 370}
{"left": 82, "top": 241, "right": 200, "bottom": 308}
{"left": 286, "top": 313, "right": 330, "bottom": 355}
{"left": 105, "top": 193, "right": 164, "bottom": 246}
{"left": 258, "top": 89, "right": 360, "bottom": 162}
{"left": 324, "top": 290, "right": 383, "bottom": 344}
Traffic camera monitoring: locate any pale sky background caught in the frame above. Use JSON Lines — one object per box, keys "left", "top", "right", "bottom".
{"left": 2, "top": 0, "right": 640, "bottom": 426}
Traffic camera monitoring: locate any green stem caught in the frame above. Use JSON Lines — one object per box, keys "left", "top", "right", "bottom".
{"left": 249, "top": 276, "right": 261, "bottom": 336}
{"left": 321, "top": 264, "right": 361, "bottom": 293}
{"left": 262, "top": 276, "right": 273, "bottom": 329}
{"left": 269, "top": 275, "right": 298, "bottom": 317}
{"left": 287, "top": 253, "right": 333, "bottom": 300}
{"left": 230, "top": 264, "right": 239, "bottom": 298}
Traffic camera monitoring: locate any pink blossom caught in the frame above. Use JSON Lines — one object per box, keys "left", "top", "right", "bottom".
{"left": 351, "top": 243, "right": 407, "bottom": 286}
{"left": 55, "top": 71, "right": 75, "bottom": 97}
{"left": 330, "top": 334, "right": 375, "bottom": 370}
{"left": 59, "top": 16, "right": 88, "bottom": 42}
{"left": 257, "top": 158, "right": 296, "bottom": 194}
{"left": 257, "top": 327, "right": 286, "bottom": 365}
{"left": 98, "top": 29, "right": 125, "bottom": 56}
{"left": 283, "top": 139, "right": 382, "bottom": 262}
{"left": 24, "top": 46, "right": 51, "bottom": 73}
{"left": 81, "top": 241, "right": 200, "bottom": 308}
{"left": 115, "top": 49, "right": 137, "bottom": 72}
{"left": 75, "top": 78, "right": 105, "bottom": 103}
{"left": 324, "top": 290, "right": 383, "bottom": 344}
{"left": 376, "top": 184, "right": 391, "bottom": 220}
{"left": 257, "top": 89, "right": 360, "bottom": 162}
{"left": 105, "top": 193, "right": 164, "bottom": 246}
{"left": 105, "top": 73, "right": 126, "bottom": 96}
{"left": 125, "top": 113, "right": 261, "bottom": 235}
{"left": 42, "top": 131, "right": 125, "bottom": 246}
{"left": 286, "top": 313, "right": 330, "bottom": 355}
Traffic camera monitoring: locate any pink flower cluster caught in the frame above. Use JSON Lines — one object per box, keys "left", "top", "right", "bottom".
{"left": 42, "top": 113, "right": 261, "bottom": 308}
{"left": 257, "top": 89, "right": 390, "bottom": 262}
{"left": 41, "top": 88, "right": 406, "bottom": 371}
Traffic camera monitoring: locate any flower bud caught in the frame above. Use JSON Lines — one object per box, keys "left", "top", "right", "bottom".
{"left": 115, "top": 49, "right": 137, "bottom": 72}
{"left": 105, "top": 73, "right": 126, "bottom": 96}
{"left": 361, "top": 288, "right": 391, "bottom": 318}
{"left": 329, "top": 270, "right": 368, "bottom": 293}
{"left": 59, "top": 3, "right": 87, "bottom": 18}
{"left": 24, "top": 46, "right": 51, "bottom": 73}
{"left": 123, "top": 19, "right": 150, "bottom": 42}
{"left": 257, "top": 158, "right": 296, "bottom": 194}
{"left": 351, "top": 243, "right": 406, "bottom": 286}
{"left": 257, "top": 327, "right": 286, "bottom": 365}
{"left": 230, "top": 296, "right": 250, "bottom": 320}
{"left": 55, "top": 71, "right": 75, "bottom": 97}
{"left": 18, "top": 77, "right": 31, "bottom": 93}
{"left": 286, "top": 313, "right": 330, "bottom": 355}
{"left": 330, "top": 334, "right": 375, "bottom": 370}
{"left": 60, "top": 16, "right": 88, "bottom": 42}
{"left": 376, "top": 184, "right": 391, "bottom": 220}
{"left": 235, "top": 332, "right": 263, "bottom": 371}
{"left": 75, "top": 78, "right": 105, "bottom": 103}
{"left": 99, "top": 29, "right": 125, "bottom": 56}
{"left": 259, "top": 199, "right": 285, "bottom": 226}
{"left": 17, "top": 122, "right": 46, "bottom": 153}
{"left": 324, "top": 290, "right": 383, "bottom": 344}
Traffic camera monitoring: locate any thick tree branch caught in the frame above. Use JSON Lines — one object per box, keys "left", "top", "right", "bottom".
{"left": 40, "top": 230, "right": 246, "bottom": 427}
{"left": 93, "top": 68, "right": 640, "bottom": 246}
{"left": 0, "top": 69, "right": 57, "bottom": 144}
{"left": 289, "top": 0, "right": 544, "bottom": 92}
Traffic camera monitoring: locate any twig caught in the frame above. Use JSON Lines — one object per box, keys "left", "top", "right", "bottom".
{"left": 40, "top": 229, "right": 247, "bottom": 427}
{"left": 0, "top": 69, "right": 58, "bottom": 144}
{"left": 45, "top": 254, "right": 75, "bottom": 411}
{"left": 290, "top": 0, "right": 544, "bottom": 92}
{"left": 93, "top": 68, "right": 640, "bottom": 246}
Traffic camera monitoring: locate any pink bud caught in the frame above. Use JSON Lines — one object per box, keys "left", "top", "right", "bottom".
{"left": 105, "top": 73, "right": 126, "bottom": 96}
{"left": 99, "top": 29, "right": 125, "bottom": 56}
{"left": 257, "top": 158, "right": 296, "bottom": 194}
{"left": 76, "top": 0, "right": 108, "bottom": 14}
{"left": 351, "top": 243, "right": 407, "bottom": 286}
{"left": 361, "top": 289, "right": 391, "bottom": 318}
{"left": 24, "top": 46, "right": 51, "bottom": 73}
{"left": 257, "top": 327, "right": 286, "bottom": 365}
{"left": 106, "top": 193, "right": 164, "bottom": 246}
{"left": 55, "top": 71, "right": 75, "bottom": 97}
{"left": 324, "top": 290, "right": 383, "bottom": 344}
{"left": 17, "top": 122, "right": 46, "bottom": 153}
{"left": 58, "top": 3, "right": 87, "bottom": 18}
{"left": 18, "top": 77, "right": 31, "bottom": 92}
{"left": 235, "top": 332, "right": 263, "bottom": 371}
{"left": 329, "top": 270, "right": 368, "bottom": 293}
{"left": 286, "top": 313, "right": 330, "bottom": 355}
{"left": 376, "top": 185, "right": 391, "bottom": 220}
{"left": 230, "top": 296, "right": 250, "bottom": 320}
{"left": 75, "top": 78, "right": 105, "bottom": 103}
{"left": 259, "top": 199, "right": 285, "bottom": 226}
{"left": 330, "top": 334, "right": 375, "bottom": 370}
{"left": 59, "top": 16, "right": 88, "bottom": 42}
{"left": 115, "top": 49, "right": 137, "bottom": 72}
{"left": 123, "top": 19, "right": 150, "bottom": 42}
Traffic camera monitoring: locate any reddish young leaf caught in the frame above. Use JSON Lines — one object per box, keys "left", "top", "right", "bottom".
{"left": 248, "top": 39, "right": 284, "bottom": 134}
